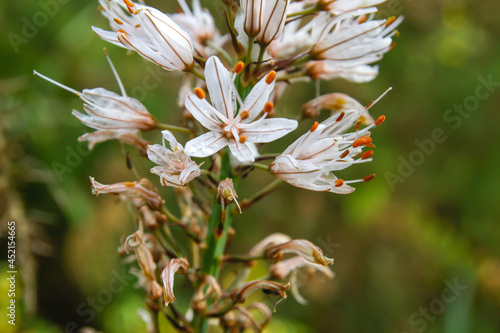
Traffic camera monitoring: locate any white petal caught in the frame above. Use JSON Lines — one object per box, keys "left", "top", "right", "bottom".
{"left": 241, "top": 74, "right": 275, "bottom": 121}
{"left": 204, "top": 56, "right": 235, "bottom": 119}
{"left": 161, "top": 130, "right": 184, "bottom": 151}
{"left": 184, "top": 92, "right": 224, "bottom": 131}
{"left": 242, "top": 118, "right": 297, "bottom": 143}
{"left": 228, "top": 139, "right": 255, "bottom": 163}
{"left": 184, "top": 132, "right": 228, "bottom": 157}
{"left": 92, "top": 26, "right": 124, "bottom": 48}
{"left": 147, "top": 144, "right": 170, "bottom": 165}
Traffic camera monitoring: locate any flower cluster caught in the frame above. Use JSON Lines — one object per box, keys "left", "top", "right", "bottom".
{"left": 36, "top": 0, "right": 401, "bottom": 331}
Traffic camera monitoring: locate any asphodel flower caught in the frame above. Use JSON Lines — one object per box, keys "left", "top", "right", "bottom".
{"left": 312, "top": 0, "right": 388, "bottom": 14}
{"left": 184, "top": 56, "right": 297, "bottom": 163}
{"left": 264, "top": 239, "right": 334, "bottom": 266}
{"left": 147, "top": 130, "right": 201, "bottom": 187}
{"left": 301, "top": 92, "right": 374, "bottom": 125}
{"left": 305, "top": 61, "right": 379, "bottom": 83}
{"left": 33, "top": 53, "right": 156, "bottom": 155}
{"left": 171, "top": 0, "right": 221, "bottom": 57}
{"left": 270, "top": 89, "right": 390, "bottom": 193}
{"left": 310, "top": 9, "right": 402, "bottom": 70}
{"left": 93, "top": 0, "right": 195, "bottom": 71}
{"left": 255, "top": 0, "right": 290, "bottom": 45}
{"left": 90, "top": 177, "right": 163, "bottom": 209}
{"left": 161, "top": 257, "right": 190, "bottom": 306}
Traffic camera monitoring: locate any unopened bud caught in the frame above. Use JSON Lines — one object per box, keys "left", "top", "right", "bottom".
{"left": 217, "top": 178, "right": 241, "bottom": 213}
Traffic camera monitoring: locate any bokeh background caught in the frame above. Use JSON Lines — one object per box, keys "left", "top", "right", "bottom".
{"left": 1, "top": 0, "right": 500, "bottom": 332}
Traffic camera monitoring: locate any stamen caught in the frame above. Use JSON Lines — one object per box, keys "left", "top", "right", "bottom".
{"left": 33, "top": 70, "right": 80, "bottom": 96}
{"left": 239, "top": 110, "right": 249, "bottom": 119}
{"left": 358, "top": 15, "right": 367, "bottom": 24}
{"left": 365, "top": 143, "right": 376, "bottom": 148}
{"left": 113, "top": 18, "right": 124, "bottom": 25}
{"left": 385, "top": 16, "right": 396, "bottom": 27}
{"left": 135, "top": 24, "right": 141, "bottom": 28}
{"left": 389, "top": 41, "right": 396, "bottom": 52}
{"left": 264, "top": 101, "right": 274, "bottom": 113}
{"left": 123, "top": 0, "right": 135, "bottom": 13}
{"left": 336, "top": 111, "right": 345, "bottom": 122}
{"left": 352, "top": 137, "right": 372, "bottom": 148}
{"left": 340, "top": 150, "right": 349, "bottom": 158}
{"left": 233, "top": 61, "right": 245, "bottom": 74}
{"left": 355, "top": 122, "right": 361, "bottom": 131}
{"left": 194, "top": 87, "right": 206, "bottom": 99}
{"left": 363, "top": 174, "right": 376, "bottom": 182}
{"left": 239, "top": 135, "right": 247, "bottom": 143}
{"left": 375, "top": 115, "right": 386, "bottom": 126}
{"left": 118, "top": 29, "right": 127, "bottom": 34}
{"left": 366, "top": 87, "right": 392, "bottom": 110}
{"left": 124, "top": 182, "right": 135, "bottom": 187}
{"left": 310, "top": 121, "right": 319, "bottom": 132}
{"left": 265, "top": 71, "right": 277, "bottom": 84}
{"left": 104, "top": 48, "right": 127, "bottom": 97}
{"left": 361, "top": 150, "right": 374, "bottom": 160}
{"left": 335, "top": 179, "right": 344, "bottom": 187}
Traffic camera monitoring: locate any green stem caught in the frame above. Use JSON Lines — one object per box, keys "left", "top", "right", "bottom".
{"left": 252, "top": 162, "right": 270, "bottom": 171}
{"left": 189, "top": 67, "right": 206, "bottom": 81}
{"left": 246, "top": 37, "right": 255, "bottom": 64}
{"left": 156, "top": 123, "right": 193, "bottom": 134}
{"left": 286, "top": 5, "right": 319, "bottom": 19}
{"left": 197, "top": 152, "right": 238, "bottom": 332}
{"left": 207, "top": 40, "right": 234, "bottom": 66}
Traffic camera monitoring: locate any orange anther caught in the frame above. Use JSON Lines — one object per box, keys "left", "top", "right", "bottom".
{"left": 358, "top": 15, "right": 367, "bottom": 24}
{"left": 135, "top": 24, "right": 141, "bottom": 28}
{"left": 310, "top": 121, "right": 319, "bottom": 132}
{"left": 336, "top": 111, "right": 345, "bottom": 122}
{"left": 363, "top": 174, "right": 376, "bottom": 182}
{"left": 194, "top": 87, "right": 205, "bottom": 99}
{"left": 365, "top": 143, "right": 375, "bottom": 148}
{"left": 265, "top": 71, "right": 277, "bottom": 84}
{"left": 233, "top": 61, "right": 245, "bottom": 74}
{"left": 352, "top": 137, "right": 372, "bottom": 148}
{"left": 355, "top": 122, "right": 361, "bottom": 131}
{"left": 117, "top": 29, "right": 127, "bottom": 34}
{"left": 386, "top": 16, "right": 396, "bottom": 27}
{"left": 264, "top": 101, "right": 274, "bottom": 113}
{"left": 113, "top": 18, "right": 124, "bottom": 25}
{"left": 340, "top": 150, "right": 350, "bottom": 158}
{"left": 375, "top": 115, "right": 386, "bottom": 126}
{"left": 123, "top": 0, "right": 135, "bottom": 7}
{"left": 124, "top": 182, "right": 135, "bottom": 187}
{"left": 239, "top": 135, "right": 247, "bottom": 143}
{"left": 335, "top": 179, "right": 344, "bottom": 187}
{"left": 239, "top": 110, "right": 249, "bottom": 119}
{"left": 361, "top": 150, "right": 374, "bottom": 160}
{"left": 389, "top": 41, "right": 396, "bottom": 52}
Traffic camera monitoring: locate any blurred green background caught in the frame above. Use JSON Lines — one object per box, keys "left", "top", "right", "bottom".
{"left": 1, "top": 0, "right": 500, "bottom": 332}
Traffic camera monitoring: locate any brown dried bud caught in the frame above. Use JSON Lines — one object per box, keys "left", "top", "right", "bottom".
{"left": 231, "top": 280, "right": 290, "bottom": 304}
{"left": 160, "top": 258, "right": 190, "bottom": 306}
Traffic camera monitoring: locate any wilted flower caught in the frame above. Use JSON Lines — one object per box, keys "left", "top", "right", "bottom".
{"left": 313, "top": 0, "right": 388, "bottom": 14}
{"left": 191, "top": 275, "right": 222, "bottom": 312}
{"left": 90, "top": 177, "right": 163, "bottom": 209}
{"left": 264, "top": 239, "right": 334, "bottom": 266}
{"left": 247, "top": 233, "right": 292, "bottom": 257}
{"left": 184, "top": 56, "right": 297, "bottom": 163}
{"left": 231, "top": 280, "right": 290, "bottom": 303}
{"left": 93, "top": 0, "right": 195, "bottom": 71}
{"left": 147, "top": 130, "right": 201, "bottom": 187}
{"left": 161, "top": 257, "right": 190, "bottom": 306}
{"left": 305, "top": 61, "right": 379, "bottom": 83}
{"left": 217, "top": 178, "right": 241, "bottom": 213}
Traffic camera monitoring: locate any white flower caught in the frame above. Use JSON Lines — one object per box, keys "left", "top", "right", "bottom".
{"left": 270, "top": 89, "right": 391, "bottom": 193}
{"left": 93, "top": 1, "right": 195, "bottom": 71}
{"left": 184, "top": 56, "right": 298, "bottom": 163}
{"left": 318, "top": 0, "right": 388, "bottom": 15}
{"left": 241, "top": 0, "right": 264, "bottom": 37}
{"left": 33, "top": 54, "right": 156, "bottom": 155}
{"left": 310, "top": 9, "right": 403, "bottom": 69}
{"left": 305, "top": 61, "right": 379, "bottom": 83}
{"left": 171, "top": 0, "right": 222, "bottom": 57}
{"left": 147, "top": 130, "right": 201, "bottom": 187}
{"left": 255, "top": 0, "right": 290, "bottom": 45}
